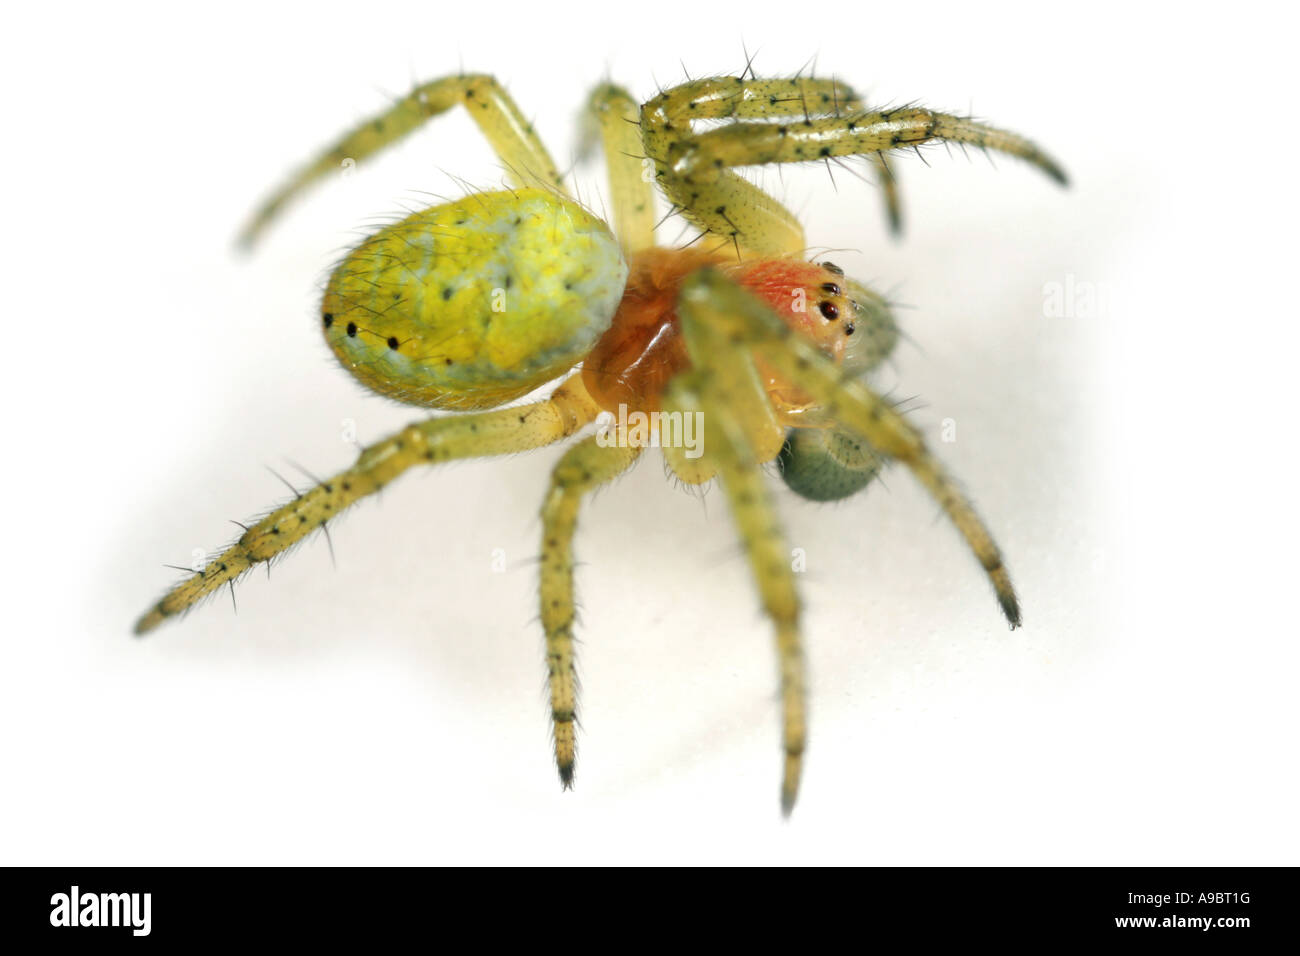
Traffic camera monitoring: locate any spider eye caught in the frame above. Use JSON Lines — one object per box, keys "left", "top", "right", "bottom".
{"left": 818, "top": 300, "right": 839, "bottom": 320}
{"left": 820, "top": 282, "right": 841, "bottom": 296}
{"left": 821, "top": 261, "right": 844, "bottom": 276}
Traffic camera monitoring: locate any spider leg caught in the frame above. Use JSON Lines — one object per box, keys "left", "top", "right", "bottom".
{"left": 642, "top": 76, "right": 1064, "bottom": 254}
{"left": 868, "top": 152, "right": 904, "bottom": 236}
{"left": 661, "top": 439, "right": 717, "bottom": 486}
{"left": 662, "top": 365, "right": 806, "bottom": 815}
{"left": 668, "top": 105, "right": 1067, "bottom": 196}
{"left": 134, "top": 376, "right": 599, "bottom": 635}
{"left": 539, "top": 433, "right": 642, "bottom": 789}
{"left": 641, "top": 77, "right": 867, "bottom": 255}
{"left": 679, "top": 269, "right": 1021, "bottom": 628}
{"left": 644, "top": 76, "right": 864, "bottom": 128}
{"left": 580, "top": 83, "right": 657, "bottom": 254}
{"left": 238, "top": 74, "right": 566, "bottom": 248}
{"left": 665, "top": 279, "right": 813, "bottom": 813}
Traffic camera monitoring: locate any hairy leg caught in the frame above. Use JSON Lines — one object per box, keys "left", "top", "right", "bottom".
{"left": 640, "top": 78, "right": 863, "bottom": 255}
{"left": 663, "top": 367, "right": 807, "bottom": 814}
{"left": 679, "top": 269, "right": 1021, "bottom": 627}
{"left": 135, "top": 376, "right": 599, "bottom": 635}
{"left": 580, "top": 83, "right": 657, "bottom": 254}
{"left": 538, "top": 433, "right": 642, "bottom": 788}
{"left": 642, "top": 75, "right": 1064, "bottom": 255}
{"left": 668, "top": 281, "right": 811, "bottom": 812}
{"left": 868, "top": 152, "right": 904, "bottom": 236}
{"left": 239, "top": 74, "right": 566, "bottom": 248}
{"left": 668, "top": 104, "right": 1065, "bottom": 188}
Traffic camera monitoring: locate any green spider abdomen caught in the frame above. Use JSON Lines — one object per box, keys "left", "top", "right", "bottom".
{"left": 321, "top": 188, "right": 628, "bottom": 410}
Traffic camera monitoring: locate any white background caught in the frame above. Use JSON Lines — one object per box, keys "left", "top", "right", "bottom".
{"left": 2, "top": 1, "right": 1295, "bottom": 865}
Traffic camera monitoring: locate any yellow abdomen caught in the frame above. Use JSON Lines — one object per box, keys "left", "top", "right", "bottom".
{"left": 322, "top": 188, "right": 627, "bottom": 409}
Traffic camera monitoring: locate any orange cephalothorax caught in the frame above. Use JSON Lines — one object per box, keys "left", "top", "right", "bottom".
{"left": 582, "top": 248, "right": 865, "bottom": 413}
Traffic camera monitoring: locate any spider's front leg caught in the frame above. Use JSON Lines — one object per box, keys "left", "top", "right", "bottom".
{"left": 643, "top": 76, "right": 908, "bottom": 249}
{"left": 642, "top": 76, "right": 1066, "bottom": 255}
{"left": 661, "top": 268, "right": 1021, "bottom": 813}
{"left": 238, "top": 73, "right": 565, "bottom": 248}
{"left": 134, "top": 376, "right": 598, "bottom": 635}
{"left": 680, "top": 269, "right": 1022, "bottom": 628}
{"left": 664, "top": 281, "right": 809, "bottom": 813}
{"left": 670, "top": 104, "right": 1066, "bottom": 189}
{"left": 642, "top": 77, "right": 863, "bottom": 256}
{"left": 662, "top": 365, "right": 807, "bottom": 814}
{"left": 868, "top": 152, "right": 904, "bottom": 236}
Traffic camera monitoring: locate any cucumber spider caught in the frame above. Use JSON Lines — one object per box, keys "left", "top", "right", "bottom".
{"left": 135, "top": 72, "right": 1065, "bottom": 814}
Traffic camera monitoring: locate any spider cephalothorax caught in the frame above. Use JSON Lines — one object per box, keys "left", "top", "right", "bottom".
{"left": 137, "top": 72, "right": 1064, "bottom": 813}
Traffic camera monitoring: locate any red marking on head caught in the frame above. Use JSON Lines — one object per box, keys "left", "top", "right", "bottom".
{"left": 583, "top": 249, "right": 854, "bottom": 413}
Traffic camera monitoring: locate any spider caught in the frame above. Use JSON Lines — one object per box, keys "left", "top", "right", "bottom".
{"left": 135, "top": 71, "right": 1065, "bottom": 814}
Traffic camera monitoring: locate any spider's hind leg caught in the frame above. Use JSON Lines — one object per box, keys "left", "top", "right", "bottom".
{"left": 579, "top": 83, "right": 657, "bottom": 254}
{"left": 538, "top": 434, "right": 642, "bottom": 789}
{"left": 135, "top": 376, "right": 600, "bottom": 635}
{"left": 238, "top": 73, "right": 566, "bottom": 248}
